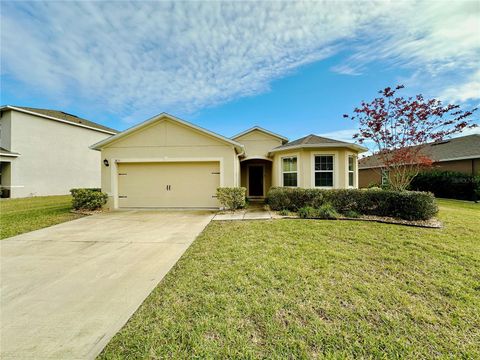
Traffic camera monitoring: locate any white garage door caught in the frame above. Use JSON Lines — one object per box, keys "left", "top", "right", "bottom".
{"left": 117, "top": 162, "right": 220, "bottom": 208}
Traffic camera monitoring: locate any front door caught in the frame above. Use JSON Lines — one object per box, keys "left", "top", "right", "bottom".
{"left": 248, "top": 165, "right": 264, "bottom": 197}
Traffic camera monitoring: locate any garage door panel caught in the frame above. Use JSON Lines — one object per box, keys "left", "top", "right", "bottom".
{"left": 118, "top": 162, "right": 220, "bottom": 208}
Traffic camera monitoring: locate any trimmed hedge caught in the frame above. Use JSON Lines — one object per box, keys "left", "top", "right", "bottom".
{"left": 216, "top": 187, "right": 246, "bottom": 210}
{"left": 70, "top": 188, "right": 108, "bottom": 211}
{"left": 267, "top": 187, "right": 438, "bottom": 221}
{"left": 410, "top": 170, "right": 479, "bottom": 201}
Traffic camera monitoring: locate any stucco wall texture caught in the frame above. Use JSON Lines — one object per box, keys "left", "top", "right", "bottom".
{"left": 1, "top": 110, "right": 112, "bottom": 198}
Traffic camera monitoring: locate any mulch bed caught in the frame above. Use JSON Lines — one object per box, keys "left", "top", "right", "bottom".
{"left": 275, "top": 213, "right": 442, "bottom": 228}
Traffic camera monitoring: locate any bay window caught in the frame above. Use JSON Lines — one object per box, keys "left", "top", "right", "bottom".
{"left": 348, "top": 155, "right": 355, "bottom": 187}
{"left": 282, "top": 157, "right": 297, "bottom": 187}
{"left": 314, "top": 155, "right": 334, "bottom": 187}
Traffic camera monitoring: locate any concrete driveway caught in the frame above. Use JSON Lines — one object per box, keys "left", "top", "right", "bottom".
{"left": 0, "top": 210, "right": 214, "bottom": 359}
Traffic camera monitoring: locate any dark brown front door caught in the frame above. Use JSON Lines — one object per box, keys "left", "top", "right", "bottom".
{"left": 248, "top": 166, "right": 264, "bottom": 196}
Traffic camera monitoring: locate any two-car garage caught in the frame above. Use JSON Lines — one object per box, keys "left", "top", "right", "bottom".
{"left": 117, "top": 161, "right": 221, "bottom": 208}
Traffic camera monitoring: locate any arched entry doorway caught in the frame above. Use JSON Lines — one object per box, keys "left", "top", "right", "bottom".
{"left": 240, "top": 158, "right": 272, "bottom": 199}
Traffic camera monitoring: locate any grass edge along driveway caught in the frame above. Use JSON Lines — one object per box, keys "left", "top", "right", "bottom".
{"left": 0, "top": 195, "right": 83, "bottom": 239}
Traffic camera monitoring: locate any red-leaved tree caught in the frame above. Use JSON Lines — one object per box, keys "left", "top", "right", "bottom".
{"left": 344, "top": 85, "right": 478, "bottom": 191}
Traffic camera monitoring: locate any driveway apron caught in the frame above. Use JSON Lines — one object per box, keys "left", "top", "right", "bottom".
{"left": 0, "top": 210, "right": 214, "bottom": 359}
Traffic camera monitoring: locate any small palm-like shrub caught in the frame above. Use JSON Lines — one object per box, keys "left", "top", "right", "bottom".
{"left": 298, "top": 203, "right": 339, "bottom": 219}
{"left": 316, "top": 203, "right": 339, "bottom": 219}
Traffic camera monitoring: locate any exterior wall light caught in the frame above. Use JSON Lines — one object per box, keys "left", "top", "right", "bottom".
{"left": 103, "top": 159, "right": 109, "bottom": 167}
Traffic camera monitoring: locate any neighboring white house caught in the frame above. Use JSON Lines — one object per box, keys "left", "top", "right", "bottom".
{"left": 0, "top": 106, "right": 117, "bottom": 198}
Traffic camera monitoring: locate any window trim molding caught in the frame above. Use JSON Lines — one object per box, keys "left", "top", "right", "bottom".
{"left": 347, "top": 154, "right": 357, "bottom": 188}
{"left": 280, "top": 154, "right": 299, "bottom": 187}
{"left": 310, "top": 151, "right": 339, "bottom": 189}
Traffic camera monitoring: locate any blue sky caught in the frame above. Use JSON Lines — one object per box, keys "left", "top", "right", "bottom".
{"left": 1, "top": 1, "right": 479, "bottom": 143}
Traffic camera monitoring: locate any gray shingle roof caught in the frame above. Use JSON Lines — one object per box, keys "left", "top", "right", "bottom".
{"left": 273, "top": 134, "right": 354, "bottom": 149}
{"left": 359, "top": 134, "right": 480, "bottom": 169}
{"left": 8, "top": 106, "right": 118, "bottom": 133}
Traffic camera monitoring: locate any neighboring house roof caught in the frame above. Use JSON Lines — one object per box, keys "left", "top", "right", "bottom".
{"left": 359, "top": 134, "right": 480, "bottom": 169}
{"left": 0, "top": 147, "right": 20, "bottom": 157}
{"left": 91, "top": 112, "right": 245, "bottom": 153}
{"left": 1, "top": 105, "right": 117, "bottom": 135}
{"left": 269, "top": 134, "right": 368, "bottom": 153}
{"left": 232, "top": 126, "right": 289, "bottom": 143}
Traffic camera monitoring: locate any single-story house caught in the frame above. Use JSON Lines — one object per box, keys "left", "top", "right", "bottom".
{"left": 0, "top": 106, "right": 117, "bottom": 198}
{"left": 358, "top": 134, "right": 480, "bottom": 188}
{"left": 91, "top": 113, "right": 368, "bottom": 209}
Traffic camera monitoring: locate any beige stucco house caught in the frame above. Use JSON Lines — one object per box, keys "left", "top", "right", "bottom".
{"left": 92, "top": 113, "right": 367, "bottom": 209}
{"left": 0, "top": 106, "right": 117, "bottom": 198}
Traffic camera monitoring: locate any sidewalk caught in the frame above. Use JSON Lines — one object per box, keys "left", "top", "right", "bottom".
{"left": 212, "top": 203, "right": 279, "bottom": 221}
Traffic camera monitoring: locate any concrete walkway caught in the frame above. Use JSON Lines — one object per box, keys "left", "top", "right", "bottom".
{"left": 212, "top": 203, "right": 277, "bottom": 221}
{"left": 0, "top": 210, "right": 214, "bottom": 359}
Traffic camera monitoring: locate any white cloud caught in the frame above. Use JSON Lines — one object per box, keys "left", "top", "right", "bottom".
{"left": 1, "top": 1, "right": 479, "bottom": 123}
{"left": 439, "top": 69, "right": 480, "bottom": 103}
{"left": 333, "top": 1, "right": 480, "bottom": 104}
{"left": 318, "top": 128, "right": 358, "bottom": 142}
{"left": 455, "top": 125, "right": 480, "bottom": 137}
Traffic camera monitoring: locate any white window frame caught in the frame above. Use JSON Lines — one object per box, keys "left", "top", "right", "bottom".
{"left": 311, "top": 152, "right": 338, "bottom": 188}
{"left": 281, "top": 156, "right": 298, "bottom": 187}
{"left": 348, "top": 155, "right": 356, "bottom": 188}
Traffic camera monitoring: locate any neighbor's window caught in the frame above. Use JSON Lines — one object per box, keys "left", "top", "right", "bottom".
{"left": 314, "top": 155, "right": 334, "bottom": 187}
{"left": 282, "top": 157, "right": 297, "bottom": 187}
{"left": 348, "top": 156, "right": 355, "bottom": 187}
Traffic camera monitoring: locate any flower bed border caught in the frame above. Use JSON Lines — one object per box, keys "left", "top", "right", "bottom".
{"left": 274, "top": 213, "right": 442, "bottom": 228}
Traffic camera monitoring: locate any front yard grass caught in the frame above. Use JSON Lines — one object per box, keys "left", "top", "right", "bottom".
{"left": 100, "top": 199, "right": 480, "bottom": 359}
{"left": 0, "top": 195, "right": 83, "bottom": 239}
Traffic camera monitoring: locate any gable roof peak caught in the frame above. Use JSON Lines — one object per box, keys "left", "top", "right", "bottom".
{"left": 231, "top": 126, "right": 288, "bottom": 142}
{"left": 91, "top": 112, "right": 244, "bottom": 152}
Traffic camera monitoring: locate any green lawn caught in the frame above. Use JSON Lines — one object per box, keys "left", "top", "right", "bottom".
{"left": 0, "top": 195, "right": 83, "bottom": 239}
{"left": 99, "top": 199, "right": 480, "bottom": 359}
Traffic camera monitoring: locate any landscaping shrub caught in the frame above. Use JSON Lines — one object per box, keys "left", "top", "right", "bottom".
{"left": 410, "top": 170, "right": 480, "bottom": 201}
{"left": 70, "top": 188, "right": 108, "bottom": 210}
{"left": 298, "top": 206, "right": 317, "bottom": 219}
{"left": 216, "top": 187, "right": 246, "bottom": 210}
{"left": 298, "top": 203, "right": 339, "bottom": 219}
{"left": 278, "top": 209, "right": 292, "bottom": 216}
{"left": 267, "top": 187, "right": 438, "bottom": 221}
{"left": 316, "top": 203, "right": 339, "bottom": 219}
